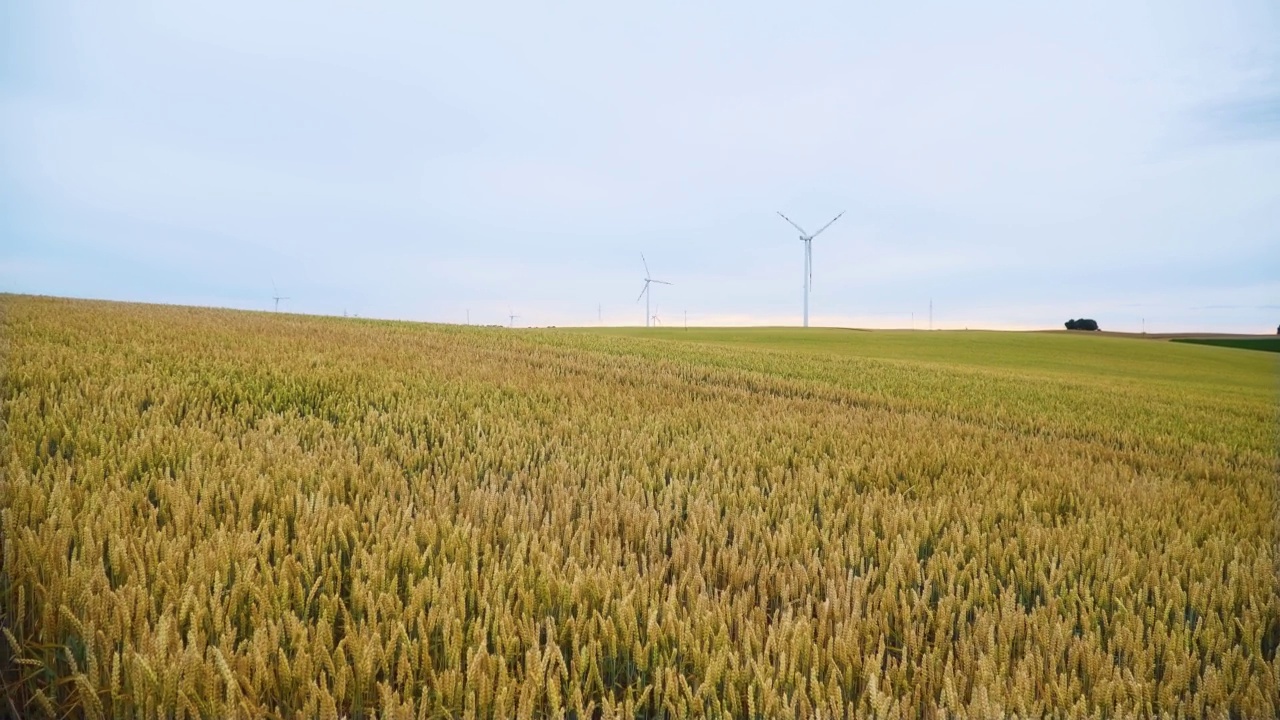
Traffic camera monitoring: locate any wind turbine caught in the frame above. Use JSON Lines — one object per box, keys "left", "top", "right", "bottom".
{"left": 508, "top": 308, "right": 520, "bottom": 328}
{"left": 636, "top": 254, "right": 672, "bottom": 328}
{"left": 777, "top": 210, "right": 845, "bottom": 328}
{"left": 271, "top": 278, "right": 289, "bottom": 313}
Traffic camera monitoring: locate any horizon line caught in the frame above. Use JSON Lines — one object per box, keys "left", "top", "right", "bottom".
{"left": 5, "top": 292, "right": 1276, "bottom": 337}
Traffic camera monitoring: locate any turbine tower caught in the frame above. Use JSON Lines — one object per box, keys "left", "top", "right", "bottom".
{"left": 636, "top": 254, "right": 672, "bottom": 328}
{"left": 777, "top": 210, "right": 845, "bottom": 327}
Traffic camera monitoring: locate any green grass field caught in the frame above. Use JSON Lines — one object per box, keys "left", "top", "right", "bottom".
{"left": 2, "top": 295, "right": 1278, "bottom": 718}
{"left": 570, "top": 325, "right": 1277, "bottom": 390}
{"left": 1170, "top": 336, "right": 1280, "bottom": 354}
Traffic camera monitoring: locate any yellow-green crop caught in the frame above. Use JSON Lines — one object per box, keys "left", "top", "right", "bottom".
{"left": 2, "top": 295, "right": 1277, "bottom": 718}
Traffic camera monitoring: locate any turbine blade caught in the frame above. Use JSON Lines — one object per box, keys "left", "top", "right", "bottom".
{"left": 651, "top": 279, "right": 673, "bottom": 286}
{"left": 777, "top": 211, "right": 808, "bottom": 236}
{"left": 810, "top": 211, "right": 846, "bottom": 239}
{"left": 641, "top": 253, "right": 651, "bottom": 279}
{"left": 636, "top": 280, "right": 650, "bottom": 302}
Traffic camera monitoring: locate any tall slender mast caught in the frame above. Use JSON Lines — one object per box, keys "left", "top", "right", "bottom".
{"left": 803, "top": 239, "right": 812, "bottom": 327}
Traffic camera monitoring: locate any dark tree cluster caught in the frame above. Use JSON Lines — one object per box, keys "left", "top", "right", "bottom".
{"left": 1065, "top": 318, "right": 1100, "bottom": 331}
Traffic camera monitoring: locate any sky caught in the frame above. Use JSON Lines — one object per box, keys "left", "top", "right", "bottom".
{"left": 2, "top": 1, "right": 1278, "bottom": 332}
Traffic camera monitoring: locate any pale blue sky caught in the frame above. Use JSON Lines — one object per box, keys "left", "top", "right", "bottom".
{"left": 3, "top": 1, "right": 1278, "bottom": 330}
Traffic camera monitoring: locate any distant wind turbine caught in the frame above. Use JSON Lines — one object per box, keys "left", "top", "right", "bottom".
{"left": 636, "top": 254, "right": 672, "bottom": 328}
{"left": 508, "top": 308, "right": 520, "bottom": 328}
{"left": 271, "top": 278, "right": 289, "bottom": 313}
{"left": 777, "top": 210, "right": 845, "bottom": 328}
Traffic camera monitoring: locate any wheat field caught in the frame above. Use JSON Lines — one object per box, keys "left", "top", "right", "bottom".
{"left": 1, "top": 295, "right": 1277, "bottom": 718}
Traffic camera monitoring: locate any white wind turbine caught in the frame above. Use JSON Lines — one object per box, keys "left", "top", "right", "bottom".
{"left": 508, "top": 308, "right": 520, "bottom": 328}
{"left": 777, "top": 210, "right": 845, "bottom": 327}
{"left": 636, "top": 254, "right": 672, "bottom": 328}
{"left": 271, "top": 278, "right": 290, "bottom": 313}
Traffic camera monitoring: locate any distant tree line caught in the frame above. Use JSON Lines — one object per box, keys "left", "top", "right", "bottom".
{"left": 1065, "top": 318, "right": 1099, "bottom": 331}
